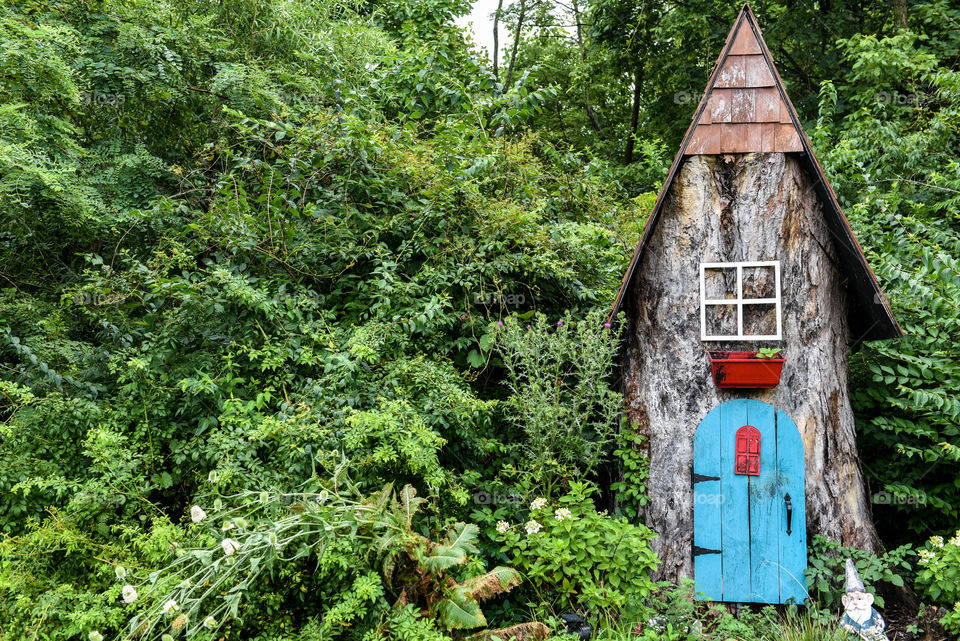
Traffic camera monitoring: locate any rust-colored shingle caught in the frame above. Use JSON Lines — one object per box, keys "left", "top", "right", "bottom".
{"left": 686, "top": 15, "right": 801, "bottom": 154}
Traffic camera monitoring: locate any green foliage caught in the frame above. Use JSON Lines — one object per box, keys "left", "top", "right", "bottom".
{"left": 495, "top": 311, "right": 622, "bottom": 494}
{"left": 815, "top": 14, "right": 960, "bottom": 537}
{"left": 118, "top": 468, "right": 521, "bottom": 640}
{"left": 496, "top": 482, "right": 658, "bottom": 624}
{"left": 755, "top": 348, "right": 782, "bottom": 359}
{"left": 804, "top": 535, "right": 913, "bottom": 616}
{"left": 0, "top": 0, "right": 636, "bottom": 637}
{"left": 766, "top": 605, "right": 853, "bottom": 641}
{"left": 630, "top": 579, "right": 757, "bottom": 640}
{"left": 915, "top": 529, "right": 960, "bottom": 634}
{"left": 609, "top": 423, "right": 649, "bottom": 518}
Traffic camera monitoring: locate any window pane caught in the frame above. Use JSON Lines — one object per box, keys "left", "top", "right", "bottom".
{"left": 742, "top": 265, "right": 776, "bottom": 299}
{"left": 704, "top": 267, "right": 738, "bottom": 299}
{"left": 705, "top": 304, "right": 738, "bottom": 336}
{"left": 742, "top": 303, "right": 778, "bottom": 336}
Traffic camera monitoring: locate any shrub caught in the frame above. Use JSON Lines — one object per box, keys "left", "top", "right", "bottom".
{"left": 112, "top": 466, "right": 534, "bottom": 640}
{"left": 915, "top": 529, "right": 960, "bottom": 634}
{"left": 496, "top": 482, "right": 658, "bottom": 625}
{"left": 495, "top": 311, "right": 622, "bottom": 495}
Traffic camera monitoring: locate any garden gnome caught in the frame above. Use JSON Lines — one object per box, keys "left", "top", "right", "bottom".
{"left": 840, "top": 559, "right": 888, "bottom": 641}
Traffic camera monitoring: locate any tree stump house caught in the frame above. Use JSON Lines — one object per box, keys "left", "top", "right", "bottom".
{"left": 610, "top": 4, "right": 902, "bottom": 604}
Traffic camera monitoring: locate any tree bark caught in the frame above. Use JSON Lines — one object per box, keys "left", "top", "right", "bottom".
{"left": 892, "top": 0, "right": 908, "bottom": 29}
{"left": 624, "top": 66, "right": 642, "bottom": 164}
{"left": 493, "top": 0, "right": 504, "bottom": 81}
{"left": 620, "top": 153, "right": 881, "bottom": 584}
{"left": 505, "top": 0, "right": 527, "bottom": 88}
{"left": 571, "top": 0, "right": 603, "bottom": 137}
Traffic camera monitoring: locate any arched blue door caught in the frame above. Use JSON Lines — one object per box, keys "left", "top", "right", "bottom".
{"left": 693, "top": 399, "right": 807, "bottom": 603}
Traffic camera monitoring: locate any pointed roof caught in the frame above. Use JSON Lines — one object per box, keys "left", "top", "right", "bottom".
{"left": 610, "top": 4, "right": 901, "bottom": 344}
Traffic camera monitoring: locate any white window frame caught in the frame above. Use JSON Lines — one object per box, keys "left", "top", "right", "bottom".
{"left": 699, "top": 261, "right": 782, "bottom": 341}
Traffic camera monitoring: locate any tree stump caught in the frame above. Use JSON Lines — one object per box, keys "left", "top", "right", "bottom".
{"left": 620, "top": 152, "right": 881, "bottom": 583}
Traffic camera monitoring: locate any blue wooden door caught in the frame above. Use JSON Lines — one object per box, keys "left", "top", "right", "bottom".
{"left": 693, "top": 399, "right": 807, "bottom": 603}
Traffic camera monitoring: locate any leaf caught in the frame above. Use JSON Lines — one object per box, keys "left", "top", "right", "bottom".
{"left": 466, "top": 623, "right": 550, "bottom": 641}
{"left": 466, "top": 349, "right": 484, "bottom": 368}
{"left": 435, "top": 587, "right": 486, "bottom": 630}
{"left": 479, "top": 333, "right": 495, "bottom": 351}
{"left": 423, "top": 523, "right": 480, "bottom": 572}
{"left": 224, "top": 592, "right": 241, "bottom": 617}
{"left": 459, "top": 566, "right": 522, "bottom": 601}
{"left": 397, "top": 485, "right": 424, "bottom": 529}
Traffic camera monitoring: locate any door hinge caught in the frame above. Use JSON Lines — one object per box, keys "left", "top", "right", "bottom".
{"left": 693, "top": 546, "right": 721, "bottom": 557}
{"left": 692, "top": 473, "right": 720, "bottom": 484}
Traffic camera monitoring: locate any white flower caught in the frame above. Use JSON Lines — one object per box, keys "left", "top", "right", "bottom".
{"left": 918, "top": 549, "right": 936, "bottom": 564}
{"left": 949, "top": 531, "right": 960, "bottom": 547}
{"left": 162, "top": 599, "right": 179, "bottom": 614}
{"left": 496, "top": 521, "right": 511, "bottom": 534}
{"left": 190, "top": 505, "right": 207, "bottom": 523}
{"left": 529, "top": 497, "right": 548, "bottom": 511}
{"left": 88, "top": 632, "right": 104, "bottom": 641}
{"left": 203, "top": 615, "right": 217, "bottom": 630}
{"left": 931, "top": 535, "right": 944, "bottom": 548}
{"left": 114, "top": 565, "right": 126, "bottom": 580}
{"left": 221, "top": 537, "right": 240, "bottom": 556}
{"left": 554, "top": 508, "right": 572, "bottom": 522}
{"left": 121, "top": 584, "right": 138, "bottom": 603}
{"left": 525, "top": 519, "right": 542, "bottom": 535}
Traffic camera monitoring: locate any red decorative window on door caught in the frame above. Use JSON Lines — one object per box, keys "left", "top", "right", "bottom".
{"left": 735, "top": 425, "right": 761, "bottom": 475}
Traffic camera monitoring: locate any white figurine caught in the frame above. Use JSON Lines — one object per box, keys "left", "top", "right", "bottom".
{"left": 840, "top": 559, "right": 889, "bottom": 641}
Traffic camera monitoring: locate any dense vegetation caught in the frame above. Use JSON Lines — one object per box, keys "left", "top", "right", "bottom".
{"left": 0, "top": 0, "right": 958, "bottom": 639}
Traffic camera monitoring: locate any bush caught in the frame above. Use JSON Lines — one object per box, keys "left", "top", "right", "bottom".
{"left": 495, "top": 482, "right": 658, "bottom": 625}
{"left": 111, "top": 464, "right": 527, "bottom": 641}
{"left": 915, "top": 529, "right": 960, "bottom": 634}
{"left": 495, "top": 311, "right": 622, "bottom": 495}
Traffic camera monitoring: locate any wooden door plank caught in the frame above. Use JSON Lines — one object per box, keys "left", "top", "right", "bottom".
{"left": 776, "top": 409, "right": 808, "bottom": 603}
{"left": 694, "top": 406, "right": 723, "bottom": 601}
{"left": 747, "top": 400, "right": 780, "bottom": 602}
{"left": 720, "top": 399, "right": 751, "bottom": 601}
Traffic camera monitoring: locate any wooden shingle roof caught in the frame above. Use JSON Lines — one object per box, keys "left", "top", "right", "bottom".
{"left": 609, "top": 4, "right": 901, "bottom": 344}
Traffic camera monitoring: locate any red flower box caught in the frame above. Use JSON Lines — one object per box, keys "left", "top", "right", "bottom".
{"left": 708, "top": 351, "right": 785, "bottom": 389}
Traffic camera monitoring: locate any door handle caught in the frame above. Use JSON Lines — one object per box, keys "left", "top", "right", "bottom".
{"left": 784, "top": 493, "right": 793, "bottom": 535}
